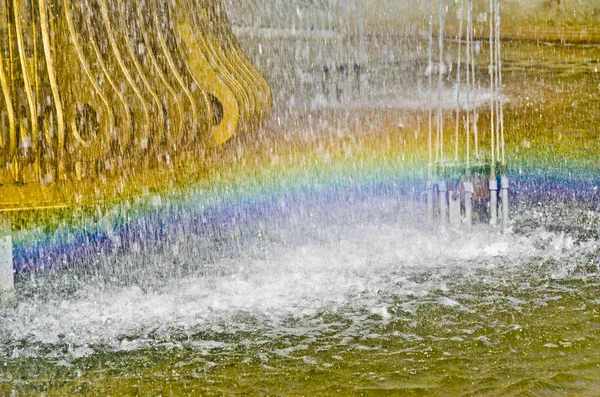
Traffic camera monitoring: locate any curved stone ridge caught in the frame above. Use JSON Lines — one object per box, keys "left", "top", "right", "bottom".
{"left": 0, "top": 0, "right": 271, "bottom": 208}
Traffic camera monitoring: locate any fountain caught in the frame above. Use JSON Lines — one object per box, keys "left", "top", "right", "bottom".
{"left": 0, "top": 0, "right": 272, "bottom": 299}
{"left": 2, "top": 0, "right": 600, "bottom": 395}
{"left": 0, "top": 0, "right": 511, "bottom": 300}
{"left": 424, "top": 0, "right": 509, "bottom": 228}
{"left": 225, "top": 0, "right": 509, "bottom": 228}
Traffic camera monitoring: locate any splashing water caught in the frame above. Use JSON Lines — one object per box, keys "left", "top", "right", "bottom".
{"left": 1, "top": 189, "right": 599, "bottom": 394}
{"left": 2, "top": 192, "right": 598, "bottom": 352}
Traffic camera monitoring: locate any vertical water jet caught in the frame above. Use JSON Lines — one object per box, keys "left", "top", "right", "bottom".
{"left": 0, "top": 213, "right": 13, "bottom": 301}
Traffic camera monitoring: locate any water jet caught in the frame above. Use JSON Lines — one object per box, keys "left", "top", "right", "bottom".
{"left": 0, "top": 213, "right": 13, "bottom": 302}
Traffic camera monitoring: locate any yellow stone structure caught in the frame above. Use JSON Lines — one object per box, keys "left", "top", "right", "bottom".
{"left": 0, "top": 0, "right": 271, "bottom": 210}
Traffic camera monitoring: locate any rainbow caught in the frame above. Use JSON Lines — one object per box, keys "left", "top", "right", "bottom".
{"left": 12, "top": 139, "right": 600, "bottom": 275}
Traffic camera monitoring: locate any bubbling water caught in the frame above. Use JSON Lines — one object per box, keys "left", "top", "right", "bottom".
{"left": 1, "top": 194, "right": 597, "bottom": 360}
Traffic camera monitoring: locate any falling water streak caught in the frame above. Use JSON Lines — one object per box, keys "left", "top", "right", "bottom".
{"left": 465, "top": 0, "right": 472, "bottom": 167}
{"left": 342, "top": 2, "right": 349, "bottom": 79}
{"left": 454, "top": 0, "right": 464, "bottom": 162}
{"left": 349, "top": 3, "right": 355, "bottom": 67}
{"left": 496, "top": 0, "right": 505, "bottom": 165}
{"left": 357, "top": 0, "right": 366, "bottom": 77}
{"left": 437, "top": 0, "right": 445, "bottom": 164}
{"left": 427, "top": 1, "right": 434, "bottom": 179}
{"left": 488, "top": 0, "right": 495, "bottom": 174}
{"left": 470, "top": 0, "right": 479, "bottom": 159}
{"left": 494, "top": 0, "right": 500, "bottom": 163}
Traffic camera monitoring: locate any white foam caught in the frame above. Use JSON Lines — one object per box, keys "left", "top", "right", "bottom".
{"left": 0, "top": 198, "right": 596, "bottom": 358}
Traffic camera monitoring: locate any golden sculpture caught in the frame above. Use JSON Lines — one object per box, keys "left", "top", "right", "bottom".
{"left": 0, "top": 0, "right": 271, "bottom": 210}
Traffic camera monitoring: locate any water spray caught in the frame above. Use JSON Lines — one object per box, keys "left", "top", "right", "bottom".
{"left": 425, "top": 0, "right": 508, "bottom": 229}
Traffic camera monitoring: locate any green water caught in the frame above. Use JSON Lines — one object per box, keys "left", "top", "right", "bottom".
{"left": 3, "top": 271, "right": 600, "bottom": 396}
